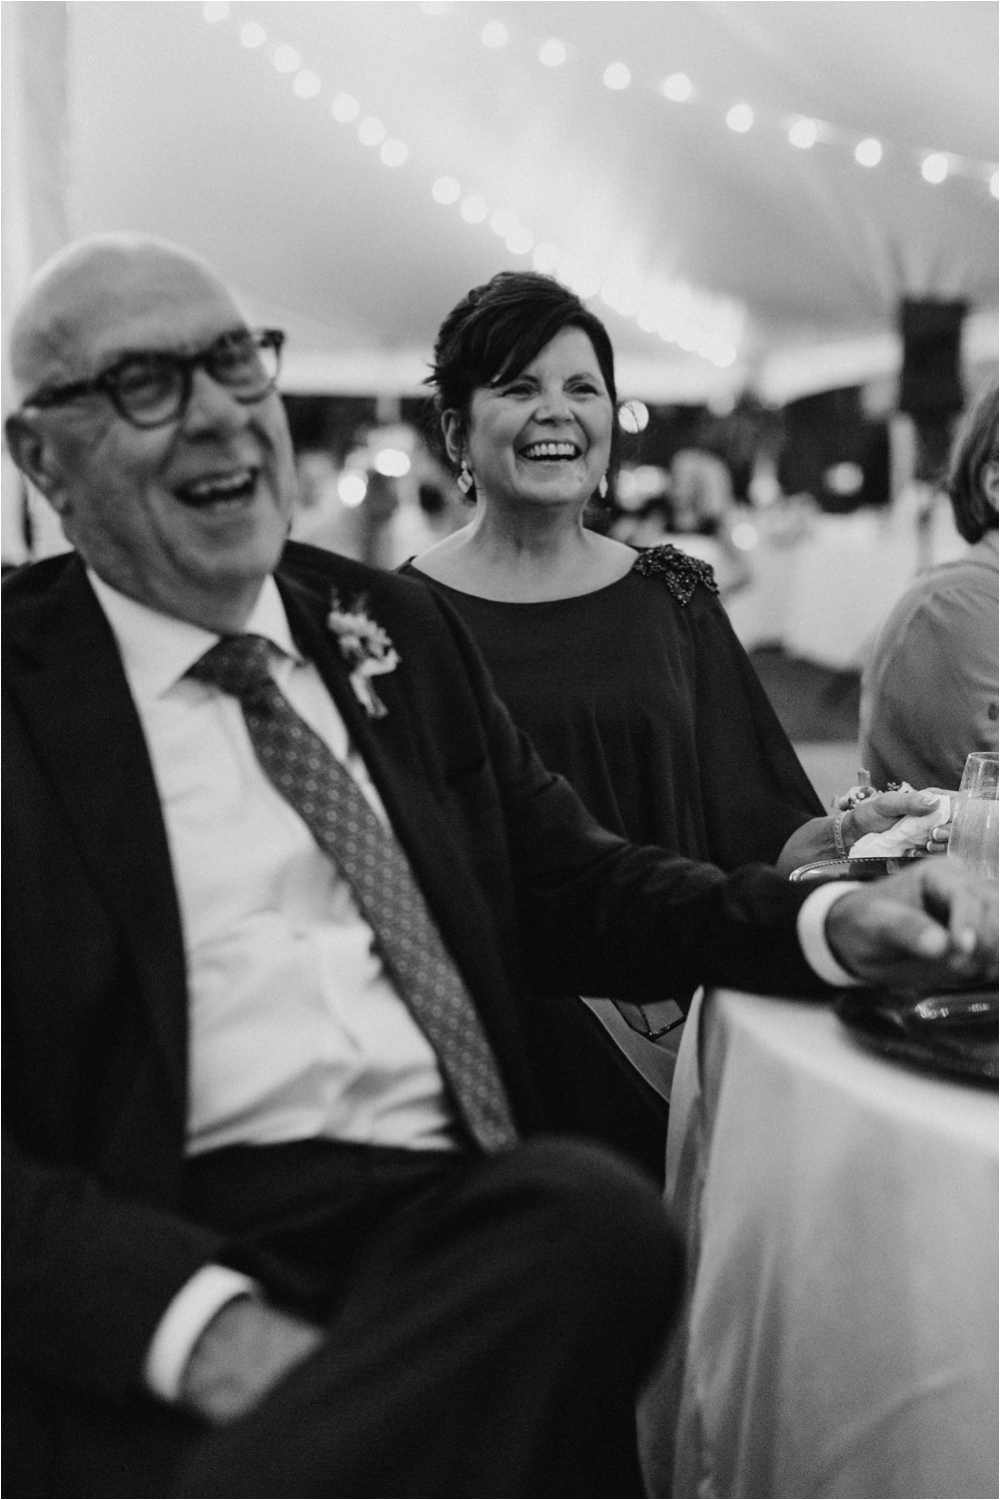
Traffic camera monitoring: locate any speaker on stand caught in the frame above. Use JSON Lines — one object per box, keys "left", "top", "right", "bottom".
{"left": 898, "top": 298, "right": 967, "bottom": 567}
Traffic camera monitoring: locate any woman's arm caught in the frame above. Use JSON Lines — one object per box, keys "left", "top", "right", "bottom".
{"left": 774, "top": 788, "right": 950, "bottom": 876}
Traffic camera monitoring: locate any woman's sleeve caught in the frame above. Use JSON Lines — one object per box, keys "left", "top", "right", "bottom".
{"left": 688, "top": 590, "right": 825, "bottom": 869}
{"left": 860, "top": 571, "right": 999, "bottom": 791}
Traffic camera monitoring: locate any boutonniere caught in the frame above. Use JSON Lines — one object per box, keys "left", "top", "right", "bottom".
{"left": 326, "top": 590, "right": 401, "bottom": 719}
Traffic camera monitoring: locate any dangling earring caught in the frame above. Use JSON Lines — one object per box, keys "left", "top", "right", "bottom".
{"left": 457, "top": 462, "right": 474, "bottom": 495}
{"left": 598, "top": 474, "right": 609, "bottom": 500}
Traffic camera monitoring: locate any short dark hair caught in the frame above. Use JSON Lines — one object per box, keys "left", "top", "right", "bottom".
{"left": 947, "top": 378, "right": 998, "bottom": 542}
{"left": 425, "top": 271, "right": 622, "bottom": 506}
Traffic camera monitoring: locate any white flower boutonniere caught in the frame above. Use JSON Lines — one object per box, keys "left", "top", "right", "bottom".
{"left": 326, "top": 590, "right": 401, "bottom": 719}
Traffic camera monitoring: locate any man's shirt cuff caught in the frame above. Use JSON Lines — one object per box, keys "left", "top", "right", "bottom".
{"left": 798, "top": 883, "right": 865, "bottom": 988}
{"left": 144, "top": 1264, "right": 261, "bottom": 1401}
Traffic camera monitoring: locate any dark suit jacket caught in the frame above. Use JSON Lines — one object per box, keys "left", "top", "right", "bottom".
{"left": 3, "top": 543, "right": 825, "bottom": 1439}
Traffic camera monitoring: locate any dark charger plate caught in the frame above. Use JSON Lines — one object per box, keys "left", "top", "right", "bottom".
{"left": 836, "top": 990, "right": 999, "bottom": 1087}
{"left": 789, "top": 857, "right": 895, "bottom": 883}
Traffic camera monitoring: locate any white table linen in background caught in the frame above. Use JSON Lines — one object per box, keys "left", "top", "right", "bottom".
{"left": 639, "top": 989, "right": 999, "bottom": 1499}
{"left": 721, "top": 497, "right": 970, "bottom": 669}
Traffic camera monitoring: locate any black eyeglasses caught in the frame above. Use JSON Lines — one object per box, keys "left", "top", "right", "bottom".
{"left": 22, "top": 328, "right": 285, "bottom": 429}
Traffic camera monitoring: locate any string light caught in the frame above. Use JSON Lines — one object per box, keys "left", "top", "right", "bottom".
{"left": 449, "top": 10, "right": 996, "bottom": 193}
{"left": 272, "top": 44, "right": 300, "bottom": 74}
{"left": 788, "top": 117, "right": 818, "bottom": 149}
{"left": 381, "top": 139, "right": 408, "bottom": 167}
{"left": 207, "top": 3, "right": 985, "bottom": 375}
{"left": 991, "top": 170, "right": 1000, "bottom": 199}
{"left": 661, "top": 72, "right": 693, "bottom": 103}
{"left": 921, "top": 152, "right": 949, "bottom": 184}
{"left": 603, "top": 62, "right": 631, "bottom": 90}
{"left": 293, "top": 70, "right": 321, "bottom": 99}
{"left": 331, "top": 93, "right": 360, "bottom": 123}
{"left": 358, "top": 117, "right": 386, "bottom": 147}
{"left": 432, "top": 176, "right": 461, "bottom": 204}
{"left": 338, "top": 472, "right": 367, "bottom": 506}
{"left": 539, "top": 39, "right": 567, "bottom": 67}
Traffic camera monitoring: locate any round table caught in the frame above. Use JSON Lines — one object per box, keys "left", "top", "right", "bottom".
{"left": 639, "top": 989, "right": 999, "bottom": 1498}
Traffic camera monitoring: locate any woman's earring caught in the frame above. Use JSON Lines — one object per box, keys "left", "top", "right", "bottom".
{"left": 457, "top": 462, "right": 474, "bottom": 495}
{"left": 598, "top": 474, "right": 609, "bottom": 500}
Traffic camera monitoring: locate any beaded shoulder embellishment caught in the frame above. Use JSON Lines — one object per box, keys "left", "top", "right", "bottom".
{"left": 631, "top": 544, "right": 719, "bottom": 607}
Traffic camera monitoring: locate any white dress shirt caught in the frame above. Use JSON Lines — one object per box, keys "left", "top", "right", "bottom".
{"left": 89, "top": 571, "right": 457, "bottom": 1158}
{"left": 87, "top": 569, "right": 858, "bottom": 1400}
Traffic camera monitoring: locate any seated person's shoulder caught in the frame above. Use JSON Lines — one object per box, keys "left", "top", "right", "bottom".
{"left": 2, "top": 550, "right": 79, "bottom": 619}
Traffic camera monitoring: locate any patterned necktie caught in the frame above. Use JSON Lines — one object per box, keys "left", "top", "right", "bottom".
{"left": 188, "top": 633, "right": 519, "bottom": 1154}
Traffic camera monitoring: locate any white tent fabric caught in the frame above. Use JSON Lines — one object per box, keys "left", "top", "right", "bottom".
{"left": 6, "top": 0, "right": 993, "bottom": 403}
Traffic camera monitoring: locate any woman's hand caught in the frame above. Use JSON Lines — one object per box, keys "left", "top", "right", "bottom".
{"left": 845, "top": 787, "right": 952, "bottom": 855}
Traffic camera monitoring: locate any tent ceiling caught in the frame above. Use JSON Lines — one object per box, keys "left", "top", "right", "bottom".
{"left": 62, "top": 1, "right": 1000, "bottom": 401}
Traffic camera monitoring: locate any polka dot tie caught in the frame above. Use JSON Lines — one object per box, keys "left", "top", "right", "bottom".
{"left": 188, "top": 634, "right": 519, "bottom": 1153}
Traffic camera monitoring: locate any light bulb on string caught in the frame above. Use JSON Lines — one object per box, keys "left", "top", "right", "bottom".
{"left": 380, "top": 139, "right": 408, "bottom": 167}
{"left": 661, "top": 72, "right": 692, "bottom": 102}
{"left": 539, "top": 39, "right": 567, "bottom": 67}
{"left": 358, "top": 117, "right": 387, "bottom": 147}
{"left": 338, "top": 473, "right": 367, "bottom": 507}
{"left": 603, "top": 62, "right": 631, "bottom": 90}
{"left": 506, "top": 227, "right": 534, "bottom": 256}
{"left": 921, "top": 152, "right": 948, "bottom": 184}
{"left": 293, "top": 71, "right": 321, "bottom": 99}
{"left": 203, "top": 1, "right": 229, "bottom": 22}
{"left": 331, "top": 93, "right": 360, "bottom": 123}
{"left": 991, "top": 170, "right": 1000, "bottom": 199}
{"left": 788, "top": 117, "right": 818, "bottom": 149}
{"left": 481, "top": 21, "right": 508, "bottom": 48}
{"left": 240, "top": 21, "right": 266, "bottom": 48}
{"left": 855, "top": 137, "right": 882, "bottom": 167}
{"left": 432, "top": 176, "right": 461, "bottom": 204}
{"left": 272, "top": 44, "right": 300, "bottom": 74}
{"left": 726, "top": 104, "right": 753, "bottom": 134}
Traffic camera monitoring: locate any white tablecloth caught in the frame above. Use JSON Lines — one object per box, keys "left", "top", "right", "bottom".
{"left": 723, "top": 500, "right": 970, "bottom": 670}
{"left": 639, "top": 989, "right": 999, "bottom": 1499}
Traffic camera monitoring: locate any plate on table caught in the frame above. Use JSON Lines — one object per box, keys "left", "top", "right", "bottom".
{"left": 835, "top": 990, "right": 999, "bottom": 1087}
{"left": 788, "top": 857, "right": 893, "bottom": 883}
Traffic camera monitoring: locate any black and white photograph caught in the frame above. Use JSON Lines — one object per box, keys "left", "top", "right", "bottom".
{"left": 3, "top": 3, "right": 997, "bottom": 1496}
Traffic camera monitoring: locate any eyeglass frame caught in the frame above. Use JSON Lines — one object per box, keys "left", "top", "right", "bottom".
{"left": 18, "top": 327, "right": 286, "bottom": 430}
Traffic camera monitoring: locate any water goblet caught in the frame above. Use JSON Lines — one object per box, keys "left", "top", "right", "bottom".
{"left": 947, "top": 751, "right": 999, "bottom": 879}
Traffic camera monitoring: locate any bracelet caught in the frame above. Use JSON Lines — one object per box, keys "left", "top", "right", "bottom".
{"left": 832, "top": 810, "right": 850, "bottom": 859}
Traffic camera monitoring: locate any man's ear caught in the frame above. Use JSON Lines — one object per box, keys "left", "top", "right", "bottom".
{"left": 5, "top": 412, "right": 69, "bottom": 513}
{"left": 440, "top": 410, "right": 464, "bottom": 469}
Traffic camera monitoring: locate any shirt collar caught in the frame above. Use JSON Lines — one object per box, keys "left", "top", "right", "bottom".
{"left": 87, "top": 571, "right": 302, "bottom": 701}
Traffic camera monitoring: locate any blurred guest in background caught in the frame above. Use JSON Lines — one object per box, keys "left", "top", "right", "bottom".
{"left": 860, "top": 380, "right": 999, "bottom": 790}
{"left": 402, "top": 272, "right": 943, "bottom": 1133}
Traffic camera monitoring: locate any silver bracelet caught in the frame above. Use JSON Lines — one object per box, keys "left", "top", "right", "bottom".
{"left": 832, "top": 810, "right": 850, "bottom": 859}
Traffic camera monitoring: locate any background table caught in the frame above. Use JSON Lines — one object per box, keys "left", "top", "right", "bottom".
{"left": 639, "top": 989, "right": 999, "bottom": 1499}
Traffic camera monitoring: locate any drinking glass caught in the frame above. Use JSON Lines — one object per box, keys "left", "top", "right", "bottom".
{"left": 947, "top": 751, "right": 1000, "bottom": 879}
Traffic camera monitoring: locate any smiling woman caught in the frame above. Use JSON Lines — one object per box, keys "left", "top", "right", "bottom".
{"left": 398, "top": 272, "right": 943, "bottom": 1179}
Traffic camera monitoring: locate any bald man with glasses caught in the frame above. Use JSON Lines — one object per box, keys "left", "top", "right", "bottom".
{"left": 4, "top": 234, "right": 996, "bottom": 1500}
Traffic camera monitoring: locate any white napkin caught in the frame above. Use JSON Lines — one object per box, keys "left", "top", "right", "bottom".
{"left": 849, "top": 794, "right": 950, "bottom": 858}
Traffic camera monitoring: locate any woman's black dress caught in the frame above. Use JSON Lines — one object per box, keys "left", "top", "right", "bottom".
{"left": 399, "top": 546, "right": 824, "bottom": 1177}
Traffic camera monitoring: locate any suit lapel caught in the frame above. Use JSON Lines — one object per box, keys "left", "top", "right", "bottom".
{"left": 5, "top": 558, "right": 189, "bottom": 1112}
